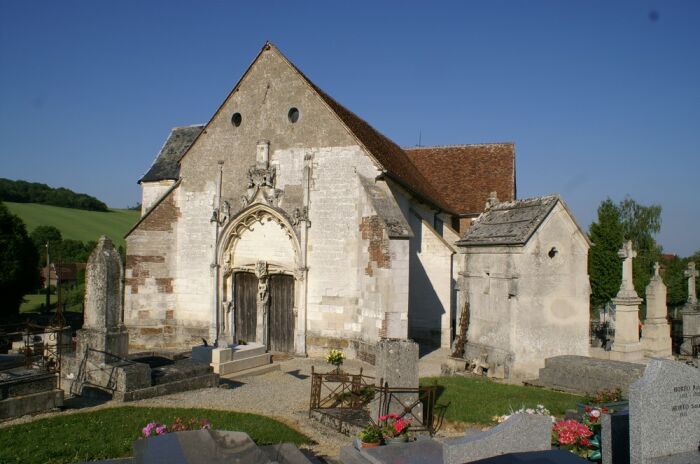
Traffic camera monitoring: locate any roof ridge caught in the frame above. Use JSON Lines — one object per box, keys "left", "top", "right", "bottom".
{"left": 171, "top": 124, "right": 205, "bottom": 130}
{"left": 274, "top": 46, "right": 451, "bottom": 212}
{"left": 404, "top": 142, "right": 514, "bottom": 150}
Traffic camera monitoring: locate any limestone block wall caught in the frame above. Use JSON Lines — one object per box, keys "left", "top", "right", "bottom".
{"left": 407, "top": 211, "right": 455, "bottom": 348}
{"left": 512, "top": 203, "right": 590, "bottom": 377}
{"left": 124, "top": 189, "right": 182, "bottom": 348}
{"left": 141, "top": 181, "right": 175, "bottom": 215}
{"left": 305, "top": 145, "right": 385, "bottom": 360}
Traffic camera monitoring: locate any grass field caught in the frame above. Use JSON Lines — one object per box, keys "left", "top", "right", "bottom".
{"left": 421, "top": 376, "right": 582, "bottom": 425}
{"left": 4, "top": 202, "right": 140, "bottom": 248}
{"left": 0, "top": 406, "right": 311, "bottom": 464}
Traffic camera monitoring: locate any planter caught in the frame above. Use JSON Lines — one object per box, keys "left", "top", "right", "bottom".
{"left": 385, "top": 436, "right": 409, "bottom": 445}
{"left": 360, "top": 441, "right": 381, "bottom": 449}
{"left": 576, "top": 401, "right": 628, "bottom": 414}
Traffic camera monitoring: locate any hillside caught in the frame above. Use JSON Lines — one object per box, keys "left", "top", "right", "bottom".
{"left": 4, "top": 202, "right": 140, "bottom": 248}
{"left": 0, "top": 178, "right": 109, "bottom": 211}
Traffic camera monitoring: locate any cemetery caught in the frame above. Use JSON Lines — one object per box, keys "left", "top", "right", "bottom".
{"left": 1, "top": 41, "right": 699, "bottom": 464}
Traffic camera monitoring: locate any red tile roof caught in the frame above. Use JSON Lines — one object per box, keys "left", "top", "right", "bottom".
{"left": 404, "top": 144, "right": 516, "bottom": 215}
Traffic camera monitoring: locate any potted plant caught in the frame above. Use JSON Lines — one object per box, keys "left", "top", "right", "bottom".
{"left": 325, "top": 348, "right": 345, "bottom": 373}
{"left": 379, "top": 413, "right": 412, "bottom": 444}
{"left": 358, "top": 423, "right": 383, "bottom": 448}
{"left": 551, "top": 419, "right": 594, "bottom": 459}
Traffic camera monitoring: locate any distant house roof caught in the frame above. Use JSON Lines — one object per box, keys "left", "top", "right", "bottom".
{"left": 404, "top": 144, "right": 515, "bottom": 216}
{"left": 139, "top": 125, "right": 204, "bottom": 183}
{"left": 456, "top": 195, "right": 560, "bottom": 247}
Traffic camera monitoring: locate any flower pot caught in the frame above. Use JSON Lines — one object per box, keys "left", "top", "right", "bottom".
{"left": 385, "top": 436, "right": 409, "bottom": 445}
{"left": 361, "top": 441, "right": 381, "bottom": 448}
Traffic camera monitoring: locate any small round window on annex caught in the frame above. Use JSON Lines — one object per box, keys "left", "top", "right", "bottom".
{"left": 288, "top": 107, "right": 300, "bottom": 123}
{"left": 231, "top": 112, "right": 242, "bottom": 127}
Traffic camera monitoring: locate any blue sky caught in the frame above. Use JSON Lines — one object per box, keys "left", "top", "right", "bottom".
{"left": 0, "top": 1, "right": 698, "bottom": 256}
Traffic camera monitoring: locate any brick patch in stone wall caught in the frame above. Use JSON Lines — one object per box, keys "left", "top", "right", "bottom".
{"left": 360, "top": 215, "right": 390, "bottom": 276}
{"left": 138, "top": 193, "right": 180, "bottom": 232}
{"left": 155, "top": 277, "right": 173, "bottom": 293}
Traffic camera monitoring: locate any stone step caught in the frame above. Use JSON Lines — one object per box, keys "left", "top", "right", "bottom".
{"left": 221, "top": 363, "right": 280, "bottom": 380}
{"left": 230, "top": 344, "right": 267, "bottom": 361}
{"left": 214, "top": 353, "right": 271, "bottom": 375}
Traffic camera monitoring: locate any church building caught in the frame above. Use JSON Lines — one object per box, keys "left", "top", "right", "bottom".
{"left": 124, "top": 42, "right": 515, "bottom": 361}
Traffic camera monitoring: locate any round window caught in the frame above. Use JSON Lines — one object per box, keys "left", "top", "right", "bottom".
{"left": 288, "top": 107, "right": 300, "bottom": 123}
{"left": 231, "top": 112, "right": 242, "bottom": 127}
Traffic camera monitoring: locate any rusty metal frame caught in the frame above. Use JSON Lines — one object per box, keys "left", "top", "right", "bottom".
{"left": 309, "top": 366, "right": 375, "bottom": 415}
{"left": 375, "top": 381, "right": 448, "bottom": 436}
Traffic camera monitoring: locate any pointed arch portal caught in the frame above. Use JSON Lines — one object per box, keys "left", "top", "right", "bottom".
{"left": 217, "top": 204, "right": 303, "bottom": 353}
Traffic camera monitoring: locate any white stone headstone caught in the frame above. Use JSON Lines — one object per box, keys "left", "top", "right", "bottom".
{"left": 641, "top": 263, "right": 672, "bottom": 358}
{"left": 629, "top": 359, "right": 700, "bottom": 463}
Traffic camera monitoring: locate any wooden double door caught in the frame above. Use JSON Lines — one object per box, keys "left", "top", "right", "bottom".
{"left": 234, "top": 272, "right": 294, "bottom": 353}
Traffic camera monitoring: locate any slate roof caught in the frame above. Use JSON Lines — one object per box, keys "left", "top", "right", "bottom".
{"left": 404, "top": 144, "right": 515, "bottom": 216}
{"left": 139, "top": 125, "right": 204, "bottom": 183}
{"left": 456, "top": 195, "right": 559, "bottom": 247}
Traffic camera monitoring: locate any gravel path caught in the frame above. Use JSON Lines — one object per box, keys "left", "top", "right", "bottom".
{"left": 0, "top": 350, "right": 452, "bottom": 462}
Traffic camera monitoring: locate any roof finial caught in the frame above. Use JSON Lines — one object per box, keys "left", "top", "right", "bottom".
{"left": 485, "top": 191, "right": 499, "bottom": 210}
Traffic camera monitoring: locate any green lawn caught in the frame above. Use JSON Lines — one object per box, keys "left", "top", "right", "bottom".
{"left": 4, "top": 202, "right": 140, "bottom": 248}
{"left": 0, "top": 407, "right": 311, "bottom": 464}
{"left": 19, "top": 294, "right": 51, "bottom": 313}
{"left": 421, "top": 376, "right": 582, "bottom": 425}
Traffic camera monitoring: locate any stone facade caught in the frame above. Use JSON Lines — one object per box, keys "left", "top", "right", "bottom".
{"left": 125, "top": 43, "right": 516, "bottom": 358}
{"left": 456, "top": 196, "right": 591, "bottom": 379}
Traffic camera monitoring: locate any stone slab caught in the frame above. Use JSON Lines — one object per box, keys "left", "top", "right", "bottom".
{"left": 0, "top": 369, "right": 56, "bottom": 399}
{"left": 344, "top": 436, "right": 442, "bottom": 464}
{"left": 215, "top": 353, "right": 271, "bottom": 375}
{"left": 629, "top": 359, "right": 700, "bottom": 464}
{"left": 221, "top": 363, "right": 280, "bottom": 380}
{"left": 537, "top": 355, "right": 645, "bottom": 395}
{"left": 0, "top": 388, "right": 63, "bottom": 419}
{"left": 442, "top": 414, "right": 552, "bottom": 464}
{"left": 191, "top": 346, "right": 214, "bottom": 364}
{"left": 133, "top": 429, "right": 272, "bottom": 464}
{"left": 117, "top": 373, "right": 218, "bottom": 402}
{"left": 259, "top": 443, "right": 315, "bottom": 464}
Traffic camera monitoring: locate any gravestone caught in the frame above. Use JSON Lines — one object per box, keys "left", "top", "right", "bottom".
{"left": 610, "top": 241, "right": 644, "bottom": 362}
{"left": 442, "top": 414, "right": 552, "bottom": 464}
{"left": 76, "top": 236, "right": 129, "bottom": 364}
{"left": 601, "top": 410, "right": 630, "bottom": 464}
{"left": 132, "top": 429, "right": 312, "bottom": 463}
{"left": 370, "top": 338, "right": 420, "bottom": 421}
{"left": 629, "top": 359, "right": 700, "bottom": 463}
{"left": 641, "top": 263, "right": 672, "bottom": 358}
{"left": 681, "top": 262, "right": 700, "bottom": 355}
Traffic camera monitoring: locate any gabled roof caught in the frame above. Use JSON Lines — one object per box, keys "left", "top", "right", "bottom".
{"left": 139, "top": 125, "right": 204, "bottom": 184}
{"left": 174, "top": 42, "right": 450, "bottom": 212}
{"left": 404, "top": 144, "right": 515, "bottom": 216}
{"left": 456, "top": 195, "right": 559, "bottom": 247}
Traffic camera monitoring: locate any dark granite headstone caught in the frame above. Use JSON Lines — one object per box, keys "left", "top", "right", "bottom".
{"left": 601, "top": 410, "right": 630, "bottom": 464}
{"left": 133, "top": 430, "right": 270, "bottom": 464}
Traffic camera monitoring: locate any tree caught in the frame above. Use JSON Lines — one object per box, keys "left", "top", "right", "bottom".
{"left": 618, "top": 197, "right": 662, "bottom": 297}
{"left": 588, "top": 199, "right": 624, "bottom": 308}
{"left": 587, "top": 197, "right": 663, "bottom": 309}
{"left": 0, "top": 203, "right": 39, "bottom": 320}
{"left": 30, "top": 225, "right": 62, "bottom": 274}
{"left": 663, "top": 254, "right": 688, "bottom": 308}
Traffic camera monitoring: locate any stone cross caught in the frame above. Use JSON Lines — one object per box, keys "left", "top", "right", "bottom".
{"left": 685, "top": 261, "right": 698, "bottom": 305}
{"left": 653, "top": 262, "right": 660, "bottom": 278}
{"left": 616, "top": 240, "right": 638, "bottom": 298}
